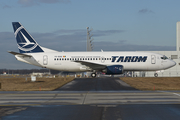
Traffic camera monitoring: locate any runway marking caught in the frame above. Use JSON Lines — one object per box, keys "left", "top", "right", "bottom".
{"left": 0, "top": 107, "right": 27, "bottom": 117}
{"left": 173, "top": 93, "right": 180, "bottom": 97}
{"left": 82, "top": 92, "right": 88, "bottom": 104}
{"left": 115, "top": 79, "right": 131, "bottom": 87}
{"left": 1, "top": 91, "right": 180, "bottom": 105}
{"left": 43, "top": 93, "right": 58, "bottom": 104}
{"left": 159, "top": 91, "right": 180, "bottom": 97}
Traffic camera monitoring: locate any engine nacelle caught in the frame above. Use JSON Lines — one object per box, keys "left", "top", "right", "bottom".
{"left": 102, "top": 65, "right": 124, "bottom": 75}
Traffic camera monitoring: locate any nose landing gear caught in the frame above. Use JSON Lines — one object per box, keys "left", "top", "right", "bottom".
{"left": 154, "top": 73, "right": 158, "bottom": 77}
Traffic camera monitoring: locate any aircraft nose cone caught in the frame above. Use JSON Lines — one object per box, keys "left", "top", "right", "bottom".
{"left": 163, "top": 60, "right": 176, "bottom": 69}
{"left": 172, "top": 60, "right": 176, "bottom": 67}
{"left": 169, "top": 60, "right": 176, "bottom": 68}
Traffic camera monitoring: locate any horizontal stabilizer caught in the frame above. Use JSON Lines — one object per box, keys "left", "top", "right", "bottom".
{"left": 8, "top": 51, "right": 32, "bottom": 57}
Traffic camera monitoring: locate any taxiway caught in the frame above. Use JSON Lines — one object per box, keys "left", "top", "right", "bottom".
{"left": 1, "top": 77, "right": 180, "bottom": 120}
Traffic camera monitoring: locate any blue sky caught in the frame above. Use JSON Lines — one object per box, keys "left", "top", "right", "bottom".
{"left": 0, "top": 0, "right": 179, "bottom": 69}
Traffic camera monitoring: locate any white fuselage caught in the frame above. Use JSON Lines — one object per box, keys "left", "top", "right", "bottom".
{"left": 15, "top": 51, "right": 176, "bottom": 73}
{"left": 11, "top": 22, "right": 176, "bottom": 75}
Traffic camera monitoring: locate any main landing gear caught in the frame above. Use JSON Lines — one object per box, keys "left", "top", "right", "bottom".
{"left": 91, "top": 73, "right": 96, "bottom": 78}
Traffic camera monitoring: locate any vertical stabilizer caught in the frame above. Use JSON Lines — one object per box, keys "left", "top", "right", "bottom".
{"left": 12, "top": 22, "right": 44, "bottom": 53}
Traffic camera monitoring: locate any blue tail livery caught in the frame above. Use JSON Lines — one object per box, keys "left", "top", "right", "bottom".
{"left": 12, "top": 22, "right": 44, "bottom": 53}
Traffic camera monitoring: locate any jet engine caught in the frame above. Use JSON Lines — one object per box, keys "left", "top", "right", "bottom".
{"left": 102, "top": 65, "right": 124, "bottom": 75}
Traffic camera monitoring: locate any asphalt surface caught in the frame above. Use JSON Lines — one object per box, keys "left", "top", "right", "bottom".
{"left": 2, "top": 104, "right": 180, "bottom": 120}
{"left": 55, "top": 77, "right": 137, "bottom": 91}
{"left": 1, "top": 77, "right": 180, "bottom": 120}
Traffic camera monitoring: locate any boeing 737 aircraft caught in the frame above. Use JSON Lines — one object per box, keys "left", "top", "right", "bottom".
{"left": 9, "top": 22, "right": 176, "bottom": 77}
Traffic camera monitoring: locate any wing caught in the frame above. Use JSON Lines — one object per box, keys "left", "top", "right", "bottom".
{"left": 8, "top": 51, "right": 32, "bottom": 57}
{"left": 74, "top": 61, "right": 107, "bottom": 70}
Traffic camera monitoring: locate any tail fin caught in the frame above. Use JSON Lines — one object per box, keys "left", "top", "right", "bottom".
{"left": 12, "top": 22, "right": 44, "bottom": 53}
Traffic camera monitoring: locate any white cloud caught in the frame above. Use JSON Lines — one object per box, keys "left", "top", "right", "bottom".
{"left": 39, "top": 0, "right": 70, "bottom": 4}
{"left": 3, "top": 5, "right": 11, "bottom": 9}
{"left": 138, "top": 9, "right": 154, "bottom": 14}
{"left": 17, "top": 0, "right": 70, "bottom": 7}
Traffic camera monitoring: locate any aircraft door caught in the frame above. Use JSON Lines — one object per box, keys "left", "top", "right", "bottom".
{"left": 43, "top": 55, "right": 48, "bottom": 65}
{"left": 151, "top": 55, "right": 156, "bottom": 64}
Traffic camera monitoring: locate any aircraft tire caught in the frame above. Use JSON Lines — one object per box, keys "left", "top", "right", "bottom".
{"left": 154, "top": 73, "right": 158, "bottom": 77}
{"left": 91, "top": 73, "right": 96, "bottom": 78}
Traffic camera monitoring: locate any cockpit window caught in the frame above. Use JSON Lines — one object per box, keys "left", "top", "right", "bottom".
{"left": 161, "top": 55, "right": 168, "bottom": 60}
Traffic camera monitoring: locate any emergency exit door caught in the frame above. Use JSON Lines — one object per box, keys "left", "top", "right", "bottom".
{"left": 151, "top": 55, "right": 156, "bottom": 64}
{"left": 43, "top": 55, "right": 48, "bottom": 65}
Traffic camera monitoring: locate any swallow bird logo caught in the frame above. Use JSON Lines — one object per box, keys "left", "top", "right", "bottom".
{"left": 18, "top": 31, "right": 35, "bottom": 47}
{"left": 15, "top": 26, "right": 38, "bottom": 51}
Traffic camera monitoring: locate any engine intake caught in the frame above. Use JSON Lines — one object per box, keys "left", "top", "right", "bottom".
{"left": 102, "top": 65, "right": 124, "bottom": 75}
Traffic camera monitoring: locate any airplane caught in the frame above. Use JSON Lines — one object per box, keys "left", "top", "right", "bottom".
{"left": 9, "top": 22, "right": 176, "bottom": 77}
